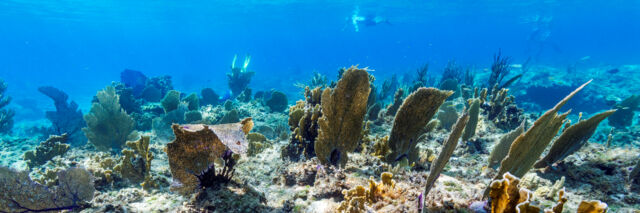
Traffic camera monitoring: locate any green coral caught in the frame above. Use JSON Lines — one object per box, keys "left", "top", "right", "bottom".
{"left": 315, "top": 66, "right": 371, "bottom": 167}
{"left": 83, "top": 86, "right": 137, "bottom": 151}
{"left": 24, "top": 134, "right": 70, "bottom": 168}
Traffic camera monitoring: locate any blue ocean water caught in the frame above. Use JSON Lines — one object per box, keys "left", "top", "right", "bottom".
{"left": 0, "top": 0, "right": 638, "bottom": 118}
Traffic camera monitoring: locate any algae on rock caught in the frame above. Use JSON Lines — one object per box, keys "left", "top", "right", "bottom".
{"left": 384, "top": 87, "right": 453, "bottom": 164}
{"left": 315, "top": 66, "right": 371, "bottom": 167}
{"left": 24, "top": 134, "right": 70, "bottom": 168}
{"left": 534, "top": 109, "right": 616, "bottom": 168}
{"left": 83, "top": 86, "right": 137, "bottom": 151}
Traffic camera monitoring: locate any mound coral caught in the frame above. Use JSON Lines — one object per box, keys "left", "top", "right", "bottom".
{"left": 141, "top": 75, "right": 173, "bottom": 102}
{"left": 315, "top": 66, "right": 371, "bottom": 166}
{"left": 38, "top": 86, "right": 86, "bottom": 145}
{"left": 488, "top": 172, "right": 569, "bottom": 213}
{"left": 23, "top": 134, "right": 69, "bottom": 168}
{"left": 228, "top": 54, "right": 255, "bottom": 97}
{"left": 120, "top": 69, "right": 148, "bottom": 97}
{"left": 384, "top": 87, "right": 452, "bottom": 164}
{"left": 266, "top": 90, "right": 288, "bottom": 112}
{"left": 490, "top": 81, "right": 591, "bottom": 188}
{"left": 0, "top": 167, "right": 95, "bottom": 212}
{"left": 83, "top": 86, "right": 137, "bottom": 151}
{"left": 0, "top": 79, "right": 13, "bottom": 134}
{"left": 337, "top": 172, "right": 397, "bottom": 212}
{"left": 200, "top": 88, "right": 219, "bottom": 106}
{"left": 166, "top": 118, "right": 253, "bottom": 194}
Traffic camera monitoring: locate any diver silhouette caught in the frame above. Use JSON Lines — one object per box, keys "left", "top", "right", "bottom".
{"left": 346, "top": 7, "right": 391, "bottom": 32}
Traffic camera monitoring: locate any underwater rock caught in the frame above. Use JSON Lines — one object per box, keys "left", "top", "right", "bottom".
{"left": 265, "top": 90, "right": 288, "bottom": 112}
{"left": 166, "top": 118, "right": 252, "bottom": 194}
{"left": 385, "top": 87, "right": 452, "bottom": 164}
{"left": 23, "top": 134, "right": 69, "bottom": 168}
{"left": 83, "top": 86, "right": 138, "bottom": 151}
{"left": 114, "top": 135, "right": 155, "bottom": 189}
{"left": 38, "top": 86, "right": 86, "bottom": 146}
{"left": 120, "top": 69, "right": 148, "bottom": 97}
{"left": 200, "top": 88, "right": 219, "bottom": 106}
{"left": 315, "top": 66, "right": 371, "bottom": 167}
{"left": 0, "top": 166, "right": 95, "bottom": 212}
{"left": 0, "top": 79, "right": 13, "bottom": 134}
{"left": 424, "top": 112, "right": 469, "bottom": 196}
{"left": 246, "top": 132, "right": 268, "bottom": 156}
{"left": 227, "top": 54, "right": 255, "bottom": 97}
{"left": 534, "top": 110, "right": 616, "bottom": 169}
{"left": 490, "top": 81, "right": 591, "bottom": 189}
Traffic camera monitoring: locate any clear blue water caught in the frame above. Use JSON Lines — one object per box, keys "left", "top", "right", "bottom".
{"left": 0, "top": 0, "right": 639, "bottom": 116}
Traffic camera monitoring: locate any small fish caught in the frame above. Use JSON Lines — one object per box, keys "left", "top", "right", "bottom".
{"left": 607, "top": 68, "right": 619, "bottom": 74}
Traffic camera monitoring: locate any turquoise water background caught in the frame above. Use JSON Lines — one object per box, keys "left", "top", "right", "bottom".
{"left": 0, "top": 0, "right": 638, "bottom": 119}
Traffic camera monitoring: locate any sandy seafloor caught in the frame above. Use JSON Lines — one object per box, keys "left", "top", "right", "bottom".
{"left": 1, "top": 65, "right": 640, "bottom": 213}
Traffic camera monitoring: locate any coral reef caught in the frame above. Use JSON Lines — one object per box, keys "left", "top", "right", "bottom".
{"left": 38, "top": 86, "right": 86, "bottom": 145}
{"left": 141, "top": 75, "right": 173, "bottom": 102}
{"left": 200, "top": 88, "right": 220, "bottom": 106}
{"left": 266, "top": 90, "right": 288, "bottom": 112}
{"left": 424, "top": 112, "right": 469, "bottom": 196}
{"left": 608, "top": 95, "right": 639, "bottom": 128}
{"left": 491, "top": 81, "right": 591, "bottom": 187}
{"left": 384, "top": 87, "right": 452, "bottom": 164}
{"left": 23, "top": 134, "right": 69, "bottom": 168}
{"left": 488, "top": 121, "right": 525, "bottom": 168}
{"left": 114, "top": 135, "right": 155, "bottom": 189}
{"left": 315, "top": 66, "right": 371, "bottom": 166}
{"left": 166, "top": 118, "right": 252, "bottom": 194}
{"left": 384, "top": 88, "right": 404, "bottom": 117}
{"left": 0, "top": 79, "right": 13, "bottom": 134}
{"left": 83, "top": 86, "right": 137, "bottom": 151}
{"left": 462, "top": 98, "right": 480, "bottom": 141}
{"left": 0, "top": 167, "right": 95, "bottom": 212}
{"left": 120, "top": 69, "right": 148, "bottom": 97}
{"left": 337, "top": 172, "right": 398, "bottom": 212}
{"left": 534, "top": 110, "right": 616, "bottom": 169}
{"left": 282, "top": 88, "right": 322, "bottom": 160}
{"left": 437, "top": 103, "right": 459, "bottom": 131}
{"left": 228, "top": 54, "right": 255, "bottom": 97}
{"left": 161, "top": 90, "right": 181, "bottom": 113}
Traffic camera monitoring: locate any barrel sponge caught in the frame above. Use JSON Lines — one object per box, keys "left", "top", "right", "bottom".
{"left": 83, "top": 86, "right": 137, "bottom": 151}
{"left": 315, "top": 66, "right": 371, "bottom": 167}
{"left": 384, "top": 87, "right": 453, "bottom": 164}
{"left": 166, "top": 118, "right": 253, "bottom": 194}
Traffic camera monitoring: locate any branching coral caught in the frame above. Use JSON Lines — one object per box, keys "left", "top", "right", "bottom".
{"left": 38, "top": 86, "right": 86, "bottom": 145}
{"left": 282, "top": 88, "right": 323, "bottom": 161}
{"left": 477, "top": 85, "right": 524, "bottom": 130}
{"left": 82, "top": 86, "right": 137, "bottom": 151}
{"left": 424, "top": 112, "right": 469, "bottom": 196}
{"left": 166, "top": 118, "right": 252, "bottom": 194}
{"left": 23, "top": 134, "right": 69, "bottom": 168}
{"left": 489, "top": 81, "right": 591, "bottom": 191}
{"left": 228, "top": 54, "right": 255, "bottom": 97}
{"left": 534, "top": 110, "right": 616, "bottom": 168}
{"left": 0, "top": 79, "right": 14, "bottom": 134}
{"left": 114, "top": 136, "right": 155, "bottom": 189}
{"left": 337, "top": 172, "right": 397, "bottom": 213}
{"left": 0, "top": 167, "right": 95, "bottom": 212}
{"left": 488, "top": 50, "right": 512, "bottom": 89}
{"left": 384, "top": 87, "right": 452, "bottom": 164}
{"left": 315, "top": 66, "right": 371, "bottom": 167}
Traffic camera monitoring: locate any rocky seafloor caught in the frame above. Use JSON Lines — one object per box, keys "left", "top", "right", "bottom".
{"left": 1, "top": 62, "right": 639, "bottom": 213}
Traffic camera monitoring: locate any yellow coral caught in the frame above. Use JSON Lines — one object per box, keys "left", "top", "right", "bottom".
{"left": 577, "top": 200, "right": 608, "bottom": 213}
{"left": 338, "top": 172, "right": 396, "bottom": 213}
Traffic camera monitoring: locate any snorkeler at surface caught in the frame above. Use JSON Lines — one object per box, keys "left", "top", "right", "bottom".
{"left": 347, "top": 6, "right": 391, "bottom": 32}
{"left": 523, "top": 14, "right": 561, "bottom": 61}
